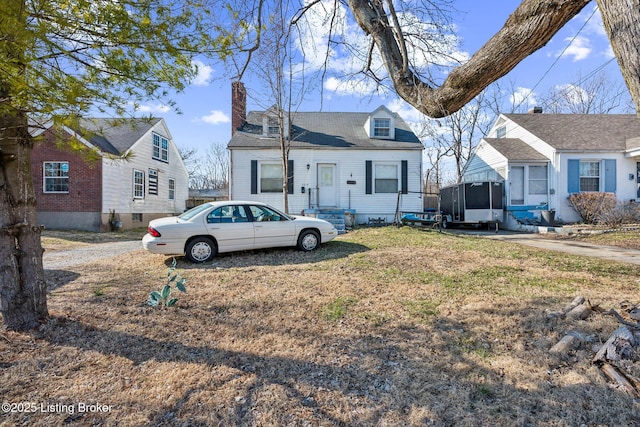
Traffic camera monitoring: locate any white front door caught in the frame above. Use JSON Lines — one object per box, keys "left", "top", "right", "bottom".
{"left": 318, "top": 163, "right": 337, "bottom": 207}
{"left": 510, "top": 166, "right": 525, "bottom": 205}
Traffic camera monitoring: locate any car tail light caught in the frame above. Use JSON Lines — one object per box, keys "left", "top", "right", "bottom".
{"left": 148, "top": 226, "right": 161, "bottom": 237}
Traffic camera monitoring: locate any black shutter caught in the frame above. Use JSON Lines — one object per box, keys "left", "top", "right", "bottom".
{"left": 251, "top": 160, "right": 258, "bottom": 194}
{"left": 401, "top": 160, "right": 408, "bottom": 194}
{"left": 287, "top": 159, "right": 294, "bottom": 194}
{"left": 365, "top": 161, "right": 372, "bottom": 194}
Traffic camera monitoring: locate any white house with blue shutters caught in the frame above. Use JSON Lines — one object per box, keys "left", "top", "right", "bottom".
{"left": 463, "top": 112, "right": 640, "bottom": 229}
{"left": 226, "top": 83, "right": 424, "bottom": 229}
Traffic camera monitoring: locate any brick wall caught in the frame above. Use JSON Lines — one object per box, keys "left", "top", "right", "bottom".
{"left": 31, "top": 128, "right": 102, "bottom": 213}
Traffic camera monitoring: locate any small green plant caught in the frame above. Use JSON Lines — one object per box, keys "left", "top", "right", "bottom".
{"left": 323, "top": 296, "right": 357, "bottom": 321}
{"left": 148, "top": 258, "right": 187, "bottom": 307}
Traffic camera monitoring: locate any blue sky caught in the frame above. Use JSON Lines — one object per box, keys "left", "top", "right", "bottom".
{"left": 139, "top": 1, "right": 627, "bottom": 156}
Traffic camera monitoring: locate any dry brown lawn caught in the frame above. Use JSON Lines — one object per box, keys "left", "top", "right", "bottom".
{"left": 2, "top": 226, "right": 640, "bottom": 426}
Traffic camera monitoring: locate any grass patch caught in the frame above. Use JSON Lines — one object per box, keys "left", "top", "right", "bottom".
{"left": 1, "top": 226, "right": 639, "bottom": 426}
{"left": 323, "top": 296, "right": 358, "bottom": 321}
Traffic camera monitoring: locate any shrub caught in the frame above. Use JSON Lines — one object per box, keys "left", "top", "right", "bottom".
{"left": 567, "top": 192, "right": 638, "bottom": 226}
{"left": 148, "top": 258, "right": 187, "bottom": 307}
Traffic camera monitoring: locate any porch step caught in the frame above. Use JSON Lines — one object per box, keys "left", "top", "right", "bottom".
{"left": 317, "top": 211, "right": 346, "bottom": 234}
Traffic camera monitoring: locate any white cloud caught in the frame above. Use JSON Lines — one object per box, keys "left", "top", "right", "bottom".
{"left": 137, "top": 103, "right": 171, "bottom": 113}
{"left": 387, "top": 97, "right": 424, "bottom": 124}
{"left": 560, "top": 35, "right": 592, "bottom": 61}
{"left": 510, "top": 87, "right": 537, "bottom": 109}
{"left": 199, "top": 110, "right": 230, "bottom": 125}
{"left": 192, "top": 60, "right": 214, "bottom": 86}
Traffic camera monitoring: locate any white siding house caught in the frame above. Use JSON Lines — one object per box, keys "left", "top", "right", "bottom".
{"left": 464, "top": 112, "right": 640, "bottom": 230}
{"left": 227, "top": 84, "right": 424, "bottom": 227}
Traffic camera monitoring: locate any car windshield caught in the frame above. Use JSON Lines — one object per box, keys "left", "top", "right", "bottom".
{"left": 179, "top": 203, "right": 213, "bottom": 221}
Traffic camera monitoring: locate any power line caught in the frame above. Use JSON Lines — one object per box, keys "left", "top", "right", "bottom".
{"left": 514, "top": 6, "right": 598, "bottom": 110}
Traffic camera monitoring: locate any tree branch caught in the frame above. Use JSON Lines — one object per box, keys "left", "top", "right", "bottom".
{"left": 348, "top": 0, "right": 591, "bottom": 117}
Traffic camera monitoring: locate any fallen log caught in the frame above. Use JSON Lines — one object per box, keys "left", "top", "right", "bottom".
{"left": 599, "top": 363, "right": 639, "bottom": 398}
{"left": 566, "top": 302, "right": 592, "bottom": 320}
{"left": 546, "top": 296, "right": 585, "bottom": 319}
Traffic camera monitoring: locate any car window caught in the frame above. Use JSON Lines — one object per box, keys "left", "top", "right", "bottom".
{"left": 207, "top": 205, "right": 250, "bottom": 223}
{"left": 180, "top": 203, "right": 212, "bottom": 220}
{"left": 248, "top": 205, "right": 287, "bottom": 222}
{"left": 207, "top": 206, "right": 233, "bottom": 223}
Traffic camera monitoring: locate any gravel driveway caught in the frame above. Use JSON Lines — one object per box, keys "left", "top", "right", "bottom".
{"left": 43, "top": 240, "right": 143, "bottom": 269}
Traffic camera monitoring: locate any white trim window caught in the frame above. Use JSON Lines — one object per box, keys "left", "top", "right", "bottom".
{"left": 580, "top": 160, "right": 600, "bottom": 192}
{"left": 152, "top": 133, "right": 169, "bottom": 162}
{"left": 528, "top": 165, "right": 548, "bottom": 195}
{"left": 168, "top": 178, "right": 176, "bottom": 200}
{"left": 260, "top": 163, "right": 283, "bottom": 193}
{"left": 373, "top": 118, "right": 390, "bottom": 137}
{"left": 43, "top": 161, "right": 69, "bottom": 193}
{"left": 375, "top": 163, "right": 398, "bottom": 193}
{"left": 133, "top": 169, "right": 145, "bottom": 199}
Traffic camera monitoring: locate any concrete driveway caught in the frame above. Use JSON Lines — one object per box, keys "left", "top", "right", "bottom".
{"left": 448, "top": 229, "right": 640, "bottom": 265}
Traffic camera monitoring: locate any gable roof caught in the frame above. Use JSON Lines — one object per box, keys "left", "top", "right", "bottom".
{"left": 75, "top": 118, "right": 162, "bottom": 155}
{"left": 503, "top": 114, "right": 640, "bottom": 151}
{"left": 483, "top": 138, "right": 549, "bottom": 161}
{"left": 228, "top": 111, "right": 422, "bottom": 150}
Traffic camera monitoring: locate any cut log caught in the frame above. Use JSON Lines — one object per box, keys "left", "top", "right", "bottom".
{"left": 599, "top": 363, "right": 639, "bottom": 398}
{"left": 547, "top": 296, "right": 585, "bottom": 319}
{"left": 550, "top": 334, "right": 578, "bottom": 354}
{"left": 566, "top": 303, "right": 592, "bottom": 320}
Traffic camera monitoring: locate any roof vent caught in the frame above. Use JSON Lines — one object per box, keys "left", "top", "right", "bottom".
{"left": 528, "top": 106, "right": 543, "bottom": 114}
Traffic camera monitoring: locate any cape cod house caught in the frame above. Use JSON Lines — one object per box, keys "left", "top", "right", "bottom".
{"left": 31, "top": 118, "right": 189, "bottom": 231}
{"left": 227, "top": 82, "right": 424, "bottom": 229}
{"left": 464, "top": 111, "right": 640, "bottom": 230}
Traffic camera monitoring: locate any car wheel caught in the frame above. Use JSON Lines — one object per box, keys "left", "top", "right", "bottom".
{"left": 186, "top": 237, "right": 217, "bottom": 263}
{"left": 297, "top": 230, "right": 320, "bottom": 251}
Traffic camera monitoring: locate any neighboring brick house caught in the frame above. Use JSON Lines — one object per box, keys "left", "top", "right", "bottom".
{"left": 31, "top": 118, "right": 189, "bottom": 231}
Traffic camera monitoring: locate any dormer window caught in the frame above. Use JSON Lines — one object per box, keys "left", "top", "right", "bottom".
{"left": 366, "top": 106, "right": 395, "bottom": 139}
{"left": 267, "top": 117, "right": 279, "bottom": 135}
{"left": 374, "top": 118, "right": 391, "bottom": 137}
{"left": 496, "top": 126, "right": 506, "bottom": 138}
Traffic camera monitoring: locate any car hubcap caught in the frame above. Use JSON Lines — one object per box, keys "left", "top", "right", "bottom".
{"left": 191, "top": 242, "right": 212, "bottom": 261}
{"left": 301, "top": 234, "right": 318, "bottom": 250}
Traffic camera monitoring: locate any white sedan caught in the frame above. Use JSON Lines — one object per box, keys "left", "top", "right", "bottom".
{"left": 142, "top": 201, "right": 339, "bottom": 263}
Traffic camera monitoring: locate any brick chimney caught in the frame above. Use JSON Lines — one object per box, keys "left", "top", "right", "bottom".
{"left": 231, "top": 81, "right": 246, "bottom": 136}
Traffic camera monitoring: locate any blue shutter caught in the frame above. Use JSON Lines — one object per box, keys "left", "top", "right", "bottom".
{"left": 287, "top": 160, "right": 294, "bottom": 194}
{"left": 567, "top": 159, "right": 579, "bottom": 193}
{"left": 365, "top": 161, "right": 372, "bottom": 194}
{"left": 604, "top": 159, "right": 616, "bottom": 193}
{"left": 401, "top": 160, "right": 408, "bottom": 194}
{"left": 251, "top": 160, "right": 258, "bottom": 194}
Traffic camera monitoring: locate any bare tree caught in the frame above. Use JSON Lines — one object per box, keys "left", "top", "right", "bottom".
{"left": 419, "top": 90, "right": 495, "bottom": 183}
{"left": 539, "top": 69, "right": 635, "bottom": 114}
{"left": 184, "top": 142, "right": 230, "bottom": 190}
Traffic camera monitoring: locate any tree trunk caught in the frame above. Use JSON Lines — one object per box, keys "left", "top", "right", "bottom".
{"left": 0, "top": 110, "right": 48, "bottom": 331}
{"left": 597, "top": 0, "right": 640, "bottom": 120}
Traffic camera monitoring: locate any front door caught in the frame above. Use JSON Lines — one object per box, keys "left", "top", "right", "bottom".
{"left": 318, "top": 163, "right": 337, "bottom": 207}
{"left": 510, "top": 166, "right": 525, "bottom": 205}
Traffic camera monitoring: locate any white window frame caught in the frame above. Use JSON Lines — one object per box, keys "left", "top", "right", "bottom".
{"left": 496, "top": 126, "right": 506, "bottom": 138}
{"left": 374, "top": 163, "right": 398, "bottom": 193}
{"left": 579, "top": 160, "right": 601, "bottom": 192}
{"left": 152, "top": 133, "right": 169, "bottom": 162}
{"left": 260, "top": 163, "right": 283, "bottom": 193}
{"left": 133, "top": 169, "right": 145, "bottom": 199}
{"left": 43, "top": 161, "right": 69, "bottom": 193}
{"left": 373, "top": 118, "right": 390, "bottom": 137}
{"left": 168, "top": 178, "right": 176, "bottom": 200}
{"left": 528, "top": 165, "right": 548, "bottom": 195}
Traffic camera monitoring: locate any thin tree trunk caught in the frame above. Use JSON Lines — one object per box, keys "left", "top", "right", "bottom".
{"left": 597, "top": 0, "right": 640, "bottom": 121}
{"left": 0, "top": 111, "right": 48, "bottom": 331}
